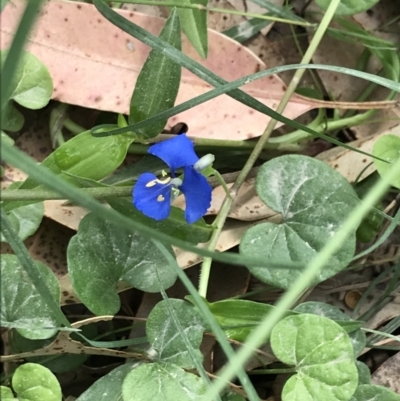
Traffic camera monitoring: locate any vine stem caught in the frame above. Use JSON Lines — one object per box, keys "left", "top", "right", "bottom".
{"left": 108, "top": 0, "right": 314, "bottom": 27}
{"left": 198, "top": 0, "right": 342, "bottom": 297}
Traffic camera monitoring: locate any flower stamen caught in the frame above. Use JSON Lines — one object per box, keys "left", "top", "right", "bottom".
{"left": 157, "top": 194, "right": 165, "bottom": 202}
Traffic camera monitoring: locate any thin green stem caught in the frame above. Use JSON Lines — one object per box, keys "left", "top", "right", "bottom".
{"left": 109, "top": 0, "right": 313, "bottom": 26}
{"left": 248, "top": 368, "right": 297, "bottom": 375}
{"left": 64, "top": 118, "right": 86, "bottom": 135}
{"left": 0, "top": 186, "right": 132, "bottom": 201}
{"left": 198, "top": 0, "right": 341, "bottom": 298}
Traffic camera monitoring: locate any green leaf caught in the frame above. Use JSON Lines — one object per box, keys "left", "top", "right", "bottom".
{"left": 76, "top": 363, "right": 137, "bottom": 401}
{"left": 271, "top": 314, "right": 358, "bottom": 401}
{"left": 373, "top": 134, "right": 400, "bottom": 189}
{"left": 0, "top": 386, "right": 16, "bottom": 400}
{"left": 68, "top": 213, "right": 177, "bottom": 315}
{"left": 315, "top": 0, "right": 380, "bottom": 16}
{"left": 208, "top": 299, "right": 296, "bottom": 342}
{"left": 1, "top": 49, "right": 53, "bottom": 110}
{"left": 175, "top": 1, "right": 208, "bottom": 58}
{"left": 1, "top": 182, "right": 44, "bottom": 243}
{"left": 240, "top": 155, "right": 358, "bottom": 289}
{"left": 12, "top": 363, "right": 61, "bottom": 401}
{"left": 223, "top": 15, "right": 272, "bottom": 43}
{"left": 350, "top": 384, "right": 400, "bottom": 401}
{"left": 109, "top": 198, "right": 212, "bottom": 244}
{"left": 222, "top": 391, "right": 246, "bottom": 401}
{"left": 356, "top": 361, "right": 371, "bottom": 385}
{"left": 2, "top": 102, "right": 24, "bottom": 132}
{"left": 1, "top": 255, "right": 61, "bottom": 340}
{"left": 293, "top": 302, "right": 366, "bottom": 356}
{"left": 122, "top": 361, "right": 206, "bottom": 401}
{"left": 3, "top": 130, "right": 134, "bottom": 212}
{"left": 146, "top": 299, "right": 205, "bottom": 369}
{"left": 355, "top": 173, "right": 384, "bottom": 243}
{"left": 129, "top": 10, "right": 181, "bottom": 138}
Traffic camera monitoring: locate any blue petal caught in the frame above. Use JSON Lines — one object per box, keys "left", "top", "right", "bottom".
{"left": 133, "top": 173, "right": 172, "bottom": 220}
{"left": 180, "top": 166, "right": 212, "bottom": 224}
{"left": 148, "top": 134, "right": 199, "bottom": 172}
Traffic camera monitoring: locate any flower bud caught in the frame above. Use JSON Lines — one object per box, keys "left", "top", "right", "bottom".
{"left": 194, "top": 154, "right": 215, "bottom": 172}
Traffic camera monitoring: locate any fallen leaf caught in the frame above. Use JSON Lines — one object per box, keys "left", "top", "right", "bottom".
{"left": 1, "top": 0, "right": 392, "bottom": 141}
{"left": 372, "top": 351, "right": 400, "bottom": 393}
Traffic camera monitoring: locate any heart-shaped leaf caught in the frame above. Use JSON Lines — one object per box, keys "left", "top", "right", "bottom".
{"left": 373, "top": 134, "right": 400, "bottom": 189}
{"left": 1, "top": 255, "right": 61, "bottom": 340}
{"left": 294, "top": 302, "right": 366, "bottom": 356}
{"left": 122, "top": 362, "right": 206, "bottom": 401}
{"left": 76, "top": 363, "right": 137, "bottom": 401}
{"left": 240, "top": 155, "right": 358, "bottom": 289}
{"left": 350, "top": 384, "right": 400, "bottom": 401}
{"left": 146, "top": 299, "right": 205, "bottom": 369}
{"left": 109, "top": 198, "right": 212, "bottom": 244}
{"left": 129, "top": 9, "right": 181, "bottom": 138}
{"left": 1, "top": 182, "right": 44, "bottom": 243}
{"left": 12, "top": 363, "right": 61, "bottom": 401}
{"left": 68, "top": 213, "right": 177, "bottom": 315}
{"left": 271, "top": 314, "right": 358, "bottom": 401}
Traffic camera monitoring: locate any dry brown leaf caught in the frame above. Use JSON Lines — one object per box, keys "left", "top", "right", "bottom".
{"left": 372, "top": 351, "right": 400, "bottom": 393}
{"left": 1, "top": 0, "right": 393, "bottom": 141}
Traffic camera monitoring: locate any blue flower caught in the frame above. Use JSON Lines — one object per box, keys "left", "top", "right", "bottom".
{"left": 133, "top": 134, "right": 212, "bottom": 224}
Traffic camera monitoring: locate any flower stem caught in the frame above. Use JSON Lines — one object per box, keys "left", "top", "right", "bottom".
{"left": 198, "top": 0, "right": 342, "bottom": 298}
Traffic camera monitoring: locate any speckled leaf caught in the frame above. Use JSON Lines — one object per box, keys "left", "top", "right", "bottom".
{"left": 240, "top": 155, "right": 358, "bottom": 289}
{"left": 1, "top": 255, "right": 61, "bottom": 340}
{"left": 68, "top": 213, "right": 177, "bottom": 316}
{"left": 12, "top": 363, "right": 61, "bottom": 401}
{"left": 373, "top": 134, "right": 400, "bottom": 189}
{"left": 122, "top": 362, "right": 206, "bottom": 401}
{"left": 294, "top": 302, "right": 366, "bottom": 356}
{"left": 76, "top": 363, "right": 137, "bottom": 401}
{"left": 1, "top": 49, "right": 53, "bottom": 109}
{"left": 1, "top": 182, "right": 44, "bottom": 243}
{"left": 315, "top": 0, "right": 380, "bottom": 16}
{"left": 271, "top": 314, "right": 358, "bottom": 401}
{"left": 129, "top": 9, "right": 181, "bottom": 138}
{"left": 146, "top": 299, "right": 205, "bottom": 369}
{"left": 350, "top": 384, "right": 400, "bottom": 401}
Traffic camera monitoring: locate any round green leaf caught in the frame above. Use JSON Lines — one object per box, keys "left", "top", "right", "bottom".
{"left": 68, "top": 213, "right": 177, "bottom": 315}
{"left": 1, "top": 183, "right": 44, "bottom": 243}
{"left": 2, "top": 102, "right": 24, "bottom": 132}
{"left": 356, "top": 361, "right": 371, "bottom": 385}
{"left": 350, "top": 384, "right": 400, "bottom": 401}
{"left": 373, "top": 134, "right": 400, "bottom": 189}
{"left": 0, "top": 386, "right": 17, "bottom": 400}
{"left": 146, "top": 299, "right": 205, "bottom": 369}
{"left": 2, "top": 50, "right": 53, "bottom": 109}
{"left": 76, "top": 363, "right": 137, "bottom": 401}
{"left": 1, "top": 255, "right": 61, "bottom": 340}
{"left": 12, "top": 363, "right": 61, "bottom": 401}
{"left": 240, "top": 155, "right": 357, "bottom": 289}
{"left": 315, "top": 0, "right": 379, "bottom": 16}
{"left": 294, "top": 302, "right": 366, "bottom": 356}
{"left": 122, "top": 362, "right": 206, "bottom": 401}
{"left": 271, "top": 314, "right": 358, "bottom": 401}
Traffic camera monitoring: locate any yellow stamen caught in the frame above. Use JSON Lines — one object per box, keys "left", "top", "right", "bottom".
{"left": 157, "top": 194, "right": 165, "bottom": 202}
{"left": 145, "top": 177, "right": 171, "bottom": 187}
{"left": 146, "top": 180, "right": 157, "bottom": 188}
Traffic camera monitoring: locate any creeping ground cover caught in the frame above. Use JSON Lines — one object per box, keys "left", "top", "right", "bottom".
{"left": 1, "top": 0, "right": 400, "bottom": 400}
